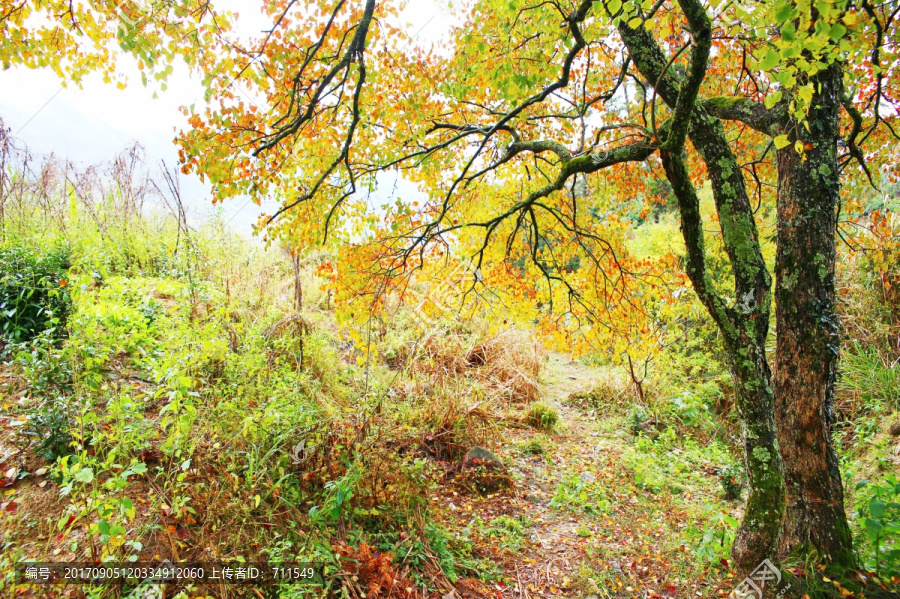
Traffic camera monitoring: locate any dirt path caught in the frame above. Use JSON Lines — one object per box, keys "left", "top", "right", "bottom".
{"left": 440, "top": 352, "right": 630, "bottom": 599}
{"left": 437, "top": 349, "right": 723, "bottom": 599}
{"left": 499, "top": 352, "right": 612, "bottom": 597}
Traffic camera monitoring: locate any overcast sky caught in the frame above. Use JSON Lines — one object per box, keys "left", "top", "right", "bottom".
{"left": 0, "top": 0, "right": 456, "bottom": 237}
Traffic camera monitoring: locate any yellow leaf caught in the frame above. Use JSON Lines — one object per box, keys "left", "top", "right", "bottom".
{"left": 774, "top": 134, "right": 790, "bottom": 149}
{"left": 628, "top": 17, "right": 643, "bottom": 28}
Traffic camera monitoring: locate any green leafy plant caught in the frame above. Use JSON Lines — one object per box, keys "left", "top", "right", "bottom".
{"left": 0, "top": 246, "right": 72, "bottom": 343}
{"left": 720, "top": 462, "right": 745, "bottom": 501}
{"left": 550, "top": 474, "right": 609, "bottom": 514}
{"left": 518, "top": 435, "right": 547, "bottom": 456}
{"left": 695, "top": 508, "right": 738, "bottom": 563}
{"left": 57, "top": 452, "right": 147, "bottom": 561}
{"left": 855, "top": 472, "right": 900, "bottom": 578}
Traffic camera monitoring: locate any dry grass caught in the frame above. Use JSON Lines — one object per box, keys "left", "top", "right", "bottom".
{"left": 403, "top": 327, "right": 545, "bottom": 404}
{"left": 470, "top": 329, "right": 545, "bottom": 404}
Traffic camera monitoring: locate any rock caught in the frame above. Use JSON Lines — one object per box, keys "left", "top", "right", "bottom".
{"left": 889, "top": 422, "right": 900, "bottom": 436}
{"left": 461, "top": 447, "right": 510, "bottom": 494}
{"left": 580, "top": 472, "right": 596, "bottom": 484}
{"left": 462, "top": 447, "right": 503, "bottom": 469}
{"left": 637, "top": 421, "right": 660, "bottom": 441}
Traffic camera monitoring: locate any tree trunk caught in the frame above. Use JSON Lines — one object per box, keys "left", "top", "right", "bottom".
{"left": 774, "top": 63, "right": 855, "bottom": 567}
{"left": 661, "top": 145, "right": 785, "bottom": 576}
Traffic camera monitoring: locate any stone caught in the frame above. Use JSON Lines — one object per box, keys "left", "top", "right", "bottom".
{"left": 461, "top": 447, "right": 510, "bottom": 494}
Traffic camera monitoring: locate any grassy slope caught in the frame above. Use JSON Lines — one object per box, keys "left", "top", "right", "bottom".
{"left": 0, "top": 190, "right": 898, "bottom": 598}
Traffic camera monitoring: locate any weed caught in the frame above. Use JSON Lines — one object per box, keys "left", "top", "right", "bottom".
{"left": 527, "top": 400, "right": 558, "bottom": 430}
{"left": 517, "top": 435, "right": 547, "bottom": 455}
{"left": 719, "top": 462, "right": 745, "bottom": 501}
{"left": 855, "top": 471, "right": 900, "bottom": 578}
{"left": 0, "top": 245, "right": 72, "bottom": 343}
{"left": 550, "top": 473, "right": 609, "bottom": 514}
{"left": 694, "top": 507, "right": 738, "bottom": 563}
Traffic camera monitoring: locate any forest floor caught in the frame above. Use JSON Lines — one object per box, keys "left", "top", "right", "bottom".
{"left": 432, "top": 352, "right": 734, "bottom": 599}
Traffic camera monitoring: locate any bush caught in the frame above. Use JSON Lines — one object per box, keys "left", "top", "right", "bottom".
{"left": 0, "top": 245, "right": 72, "bottom": 343}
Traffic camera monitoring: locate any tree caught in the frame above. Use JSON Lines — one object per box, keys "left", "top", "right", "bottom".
{"left": 180, "top": 0, "right": 900, "bottom": 575}
{"left": 0, "top": 0, "right": 230, "bottom": 88}
{"left": 6, "top": 0, "right": 899, "bottom": 579}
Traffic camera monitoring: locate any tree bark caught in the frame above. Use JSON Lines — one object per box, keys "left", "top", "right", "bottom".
{"left": 661, "top": 145, "right": 785, "bottom": 575}
{"left": 613, "top": 1, "right": 786, "bottom": 573}
{"left": 773, "top": 64, "right": 855, "bottom": 567}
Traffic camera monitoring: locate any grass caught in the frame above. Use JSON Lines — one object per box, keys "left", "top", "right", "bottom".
{"left": 526, "top": 400, "right": 559, "bottom": 430}
{"left": 0, "top": 146, "right": 898, "bottom": 598}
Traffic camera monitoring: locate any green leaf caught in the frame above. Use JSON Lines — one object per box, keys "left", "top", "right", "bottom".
{"left": 797, "top": 84, "right": 813, "bottom": 104}
{"left": 74, "top": 467, "right": 94, "bottom": 484}
{"left": 758, "top": 49, "right": 780, "bottom": 72}
{"left": 829, "top": 23, "right": 847, "bottom": 40}
{"left": 774, "top": 1, "right": 794, "bottom": 22}
{"left": 607, "top": 0, "right": 622, "bottom": 15}
{"left": 773, "top": 134, "right": 790, "bottom": 149}
{"left": 865, "top": 518, "right": 883, "bottom": 535}
{"left": 781, "top": 22, "right": 796, "bottom": 42}
{"left": 764, "top": 91, "right": 783, "bottom": 109}
{"left": 628, "top": 17, "right": 643, "bottom": 28}
{"left": 869, "top": 499, "right": 886, "bottom": 519}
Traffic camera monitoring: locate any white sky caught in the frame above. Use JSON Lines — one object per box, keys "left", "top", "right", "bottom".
{"left": 0, "top": 0, "right": 457, "bottom": 237}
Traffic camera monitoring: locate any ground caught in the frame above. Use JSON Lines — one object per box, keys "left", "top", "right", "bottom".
{"left": 431, "top": 352, "right": 737, "bottom": 599}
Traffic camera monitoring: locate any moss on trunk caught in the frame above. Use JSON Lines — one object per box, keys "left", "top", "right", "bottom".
{"left": 774, "top": 64, "right": 855, "bottom": 569}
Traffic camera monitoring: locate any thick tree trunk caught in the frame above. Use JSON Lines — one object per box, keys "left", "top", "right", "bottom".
{"left": 774, "top": 64, "right": 855, "bottom": 567}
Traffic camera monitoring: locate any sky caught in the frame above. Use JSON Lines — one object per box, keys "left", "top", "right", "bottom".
{"left": 0, "top": 0, "right": 457, "bottom": 237}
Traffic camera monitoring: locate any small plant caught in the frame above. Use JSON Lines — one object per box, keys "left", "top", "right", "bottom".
{"left": 26, "top": 397, "right": 74, "bottom": 460}
{"left": 550, "top": 474, "right": 609, "bottom": 514}
{"left": 628, "top": 404, "right": 649, "bottom": 436}
{"left": 479, "top": 515, "right": 530, "bottom": 552}
{"left": 720, "top": 462, "right": 745, "bottom": 501}
{"left": 695, "top": 507, "right": 738, "bottom": 563}
{"left": 518, "top": 435, "right": 547, "bottom": 455}
{"left": 855, "top": 472, "right": 900, "bottom": 578}
{"left": 0, "top": 245, "right": 72, "bottom": 343}
{"left": 527, "top": 400, "right": 559, "bottom": 430}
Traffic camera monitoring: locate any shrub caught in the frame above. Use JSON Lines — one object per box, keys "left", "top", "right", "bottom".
{"left": 0, "top": 245, "right": 72, "bottom": 343}
{"left": 527, "top": 400, "right": 559, "bottom": 430}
